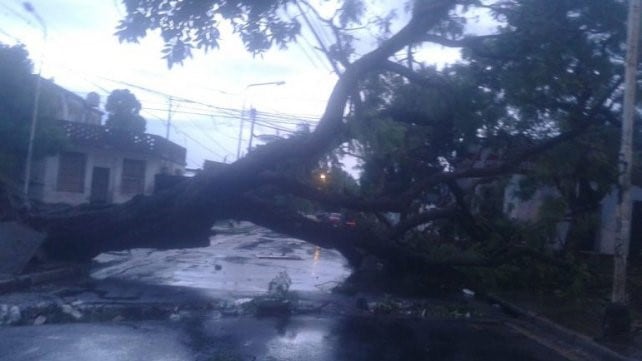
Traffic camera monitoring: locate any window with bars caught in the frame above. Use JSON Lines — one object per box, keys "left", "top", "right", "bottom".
{"left": 121, "top": 158, "right": 146, "bottom": 194}
{"left": 57, "top": 152, "right": 86, "bottom": 193}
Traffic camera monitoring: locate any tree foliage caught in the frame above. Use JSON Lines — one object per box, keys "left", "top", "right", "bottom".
{"left": 104, "top": 89, "right": 147, "bottom": 133}
{"left": 35, "top": 0, "right": 631, "bottom": 284}
{"left": 117, "top": 0, "right": 301, "bottom": 66}
{"left": 0, "top": 43, "right": 65, "bottom": 179}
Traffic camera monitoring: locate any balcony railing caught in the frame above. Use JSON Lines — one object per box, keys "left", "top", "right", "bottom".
{"left": 59, "top": 120, "right": 186, "bottom": 165}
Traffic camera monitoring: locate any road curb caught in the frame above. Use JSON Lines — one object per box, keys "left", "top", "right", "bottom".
{"left": 0, "top": 265, "right": 86, "bottom": 294}
{"left": 485, "top": 293, "right": 636, "bottom": 361}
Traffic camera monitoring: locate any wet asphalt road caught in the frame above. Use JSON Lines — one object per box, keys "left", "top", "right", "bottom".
{"left": 91, "top": 223, "right": 351, "bottom": 295}
{"left": 0, "top": 223, "right": 571, "bottom": 361}
{"left": 0, "top": 315, "right": 568, "bottom": 361}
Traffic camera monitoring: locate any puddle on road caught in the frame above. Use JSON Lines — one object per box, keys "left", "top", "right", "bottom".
{"left": 91, "top": 224, "right": 352, "bottom": 295}
{"left": 177, "top": 314, "right": 570, "bottom": 361}
{"left": 3, "top": 224, "right": 572, "bottom": 361}
{"left": 0, "top": 322, "right": 192, "bottom": 361}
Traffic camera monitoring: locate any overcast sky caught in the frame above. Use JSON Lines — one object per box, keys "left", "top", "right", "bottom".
{"left": 0, "top": 0, "right": 493, "bottom": 168}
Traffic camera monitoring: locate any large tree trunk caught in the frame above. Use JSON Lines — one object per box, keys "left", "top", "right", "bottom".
{"left": 19, "top": 0, "right": 604, "bottom": 277}
{"left": 25, "top": 6, "right": 453, "bottom": 266}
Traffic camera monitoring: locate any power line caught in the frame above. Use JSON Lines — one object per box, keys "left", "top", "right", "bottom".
{"left": 286, "top": 10, "right": 333, "bottom": 73}
{"left": 69, "top": 74, "right": 113, "bottom": 95}
{"left": 141, "top": 105, "right": 318, "bottom": 124}
{"left": 253, "top": 120, "right": 298, "bottom": 134}
{"left": 0, "top": 26, "right": 22, "bottom": 43}
{"left": 173, "top": 123, "right": 223, "bottom": 159}
{"left": 286, "top": 14, "right": 325, "bottom": 71}
{"left": 173, "top": 124, "right": 225, "bottom": 160}
{"left": 256, "top": 111, "right": 318, "bottom": 124}
{"left": 142, "top": 107, "right": 239, "bottom": 120}
{"left": 0, "top": 7, "right": 329, "bottom": 125}
{"left": 44, "top": 59, "right": 324, "bottom": 124}
{"left": 300, "top": 2, "right": 335, "bottom": 50}
{"left": 184, "top": 117, "right": 232, "bottom": 155}
{"left": 76, "top": 88, "right": 318, "bottom": 130}
{"left": 0, "top": 2, "right": 34, "bottom": 28}
{"left": 294, "top": 1, "right": 341, "bottom": 74}
{"left": 141, "top": 107, "right": 316, "bottom": 138}
{"left": 146, "top": 112, "right": 223, "bottom": 160}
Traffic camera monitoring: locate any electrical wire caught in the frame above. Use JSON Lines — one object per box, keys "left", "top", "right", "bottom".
{"left": 146, "top": 112, "right": 224, "bottom": 160}
{"left": 43, "top": 56, "right": 325, "bottom": 126}
{"left": 184, "top": 117, "right": 232, "bottom": 155}
{"left": 294, "top": 1, "right": 341, "bottom": 74}
{"left": 0, "top": 26, "right": 22, "bottom": 43}
{"left": 0, "top": 2, "right": 34, "bottom": 28}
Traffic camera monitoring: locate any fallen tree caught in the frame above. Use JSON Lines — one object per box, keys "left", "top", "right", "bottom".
{"left": 22, "top": 0, "right": 627, "bottom": 276}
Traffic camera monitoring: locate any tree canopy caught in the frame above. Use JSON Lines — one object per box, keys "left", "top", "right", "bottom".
{"left": 0, "top": 43, "right": 65, "bottom": 180}
{"left": 117, "top": 0, "right": 302, "bottom": 66}
{"left": 104, "top": 89, "right": 147, "bottom": 133}
{"left": 33, "top": 0, "right": 632, "bottom": 288}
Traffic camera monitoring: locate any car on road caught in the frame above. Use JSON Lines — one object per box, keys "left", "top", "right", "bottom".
{"left": 315, "top": 212, "right": 357, "bottom": 228}
{"left": 328, "top": 212, "right": 342, "bottom": 226}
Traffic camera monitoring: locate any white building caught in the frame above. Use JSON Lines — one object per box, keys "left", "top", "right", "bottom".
{"left": 503, "top": 175, "right": 642, "bottom": 256}
{"left": 27, "top": 81, "right": 186, "bottom": 205}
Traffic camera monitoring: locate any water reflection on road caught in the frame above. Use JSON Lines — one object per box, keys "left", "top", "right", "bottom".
{"left": 91, "top": 223, "right": 351, "bottom": 295}
{"left": 0, "top": 314, "right": 569, "bottom": 361}
{"left": 0, "top": 223, "right": 573, "bottom": 361}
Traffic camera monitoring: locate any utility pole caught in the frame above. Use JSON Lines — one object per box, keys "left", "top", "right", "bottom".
{"left": 606, "top": 0, "right": 641, "bottom": 336}
{"left": 236, "top": 81, "right": 285, "bottom": 160}
{"left": 236, "top": 108, "right": 245, "bottom": 160}
{"left": 247, "top": 108, "right": 257, "bottom": 153}
{"left": 22, "top": 2, "right": 47, "bottom": 206}
{"left": 166, "top": 96, "right": 173, "bottom": 140}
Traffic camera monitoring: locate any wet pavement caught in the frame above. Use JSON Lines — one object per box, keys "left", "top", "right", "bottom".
{"left": 91, "top": 223, "right": 351, "bottom": 296}
{"left": 0, "top": 223, "right": 574, "bottom": 360}
{"left": 0, "top": 315, "right": 569, "bottom": 361}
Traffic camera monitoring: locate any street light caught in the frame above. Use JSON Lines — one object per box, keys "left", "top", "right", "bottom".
{"left": 22, "top": 2, "right": 47, "bottom": 206}
{"left": 236, "top": 81, "right": 285, "bottom": 160}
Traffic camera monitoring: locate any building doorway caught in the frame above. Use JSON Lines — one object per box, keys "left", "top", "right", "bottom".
{"left": 90, "top": 167, "right": 110, "bottom": 204}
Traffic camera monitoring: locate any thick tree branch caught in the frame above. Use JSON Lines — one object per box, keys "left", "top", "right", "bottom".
{"left": 380, "top": 60, "right": 450, "bottom": 89}
{"left": 447, "top": 180, "right": 489, "bottom": 243}
{"left": 31, "top": 5, "right": 456, "bottom": 262}
{"left": 298, "top": 0, "right": 351, "bottom": 70}
{"left": 422, "top": 34, "right": 504, "bottom": 48}
{"left": 389, "top": 207, "right": 459, "bottom": 240}
{"left": 397, "top": 74, "right": 622, "bottom": 203}
{"left": 422, "top": 33, "right": 518, "bottom": 60}
{"left": 258, "top": 171, "right": 408, "bottom": 212}
{"left": 392, "top": 245, "right": 569, "bottom": 269}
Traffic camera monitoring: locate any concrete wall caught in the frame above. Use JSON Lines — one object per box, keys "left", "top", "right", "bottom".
{"left": 503, "top": 175, "right": 561, "bottom": 221}
{"left": 504, "top": 177, "right": 642, "bottom": 254}
{"left": 33, "top": 147, "right": 184, "bottom": 206}
{"left": 502, "top": 175, "right": 569, "bottom": 250}
{"left": 43, "top": 78, "right": 103, "bottom": 126}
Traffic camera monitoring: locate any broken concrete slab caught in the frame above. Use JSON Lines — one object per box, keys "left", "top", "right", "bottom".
{"left": 0, "top": 221, "right": 45, "bottom": 275}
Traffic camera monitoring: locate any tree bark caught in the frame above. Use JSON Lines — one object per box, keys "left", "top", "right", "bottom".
{"left": 27, "top": 4, "right": 456, "bottom": 263}
{"left": 21, "top": 0, "right": 611, "bottom": 278}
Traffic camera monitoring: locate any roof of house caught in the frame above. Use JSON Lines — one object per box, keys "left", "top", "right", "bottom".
{"left": 40, "top": 77, "right": 104, "bottom": 124}
{"left": 59, "top": 120, "right": 186, "bottom": 165}
{"left": 203, "top": 160, "right": 228, "bottom": 171}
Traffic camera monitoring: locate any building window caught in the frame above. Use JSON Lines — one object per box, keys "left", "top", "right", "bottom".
{"left": 57, "top": 152, "right": 86, "bottom": 193}
{"left": 121, "top": 158, "right": 146, "bottom": 194}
